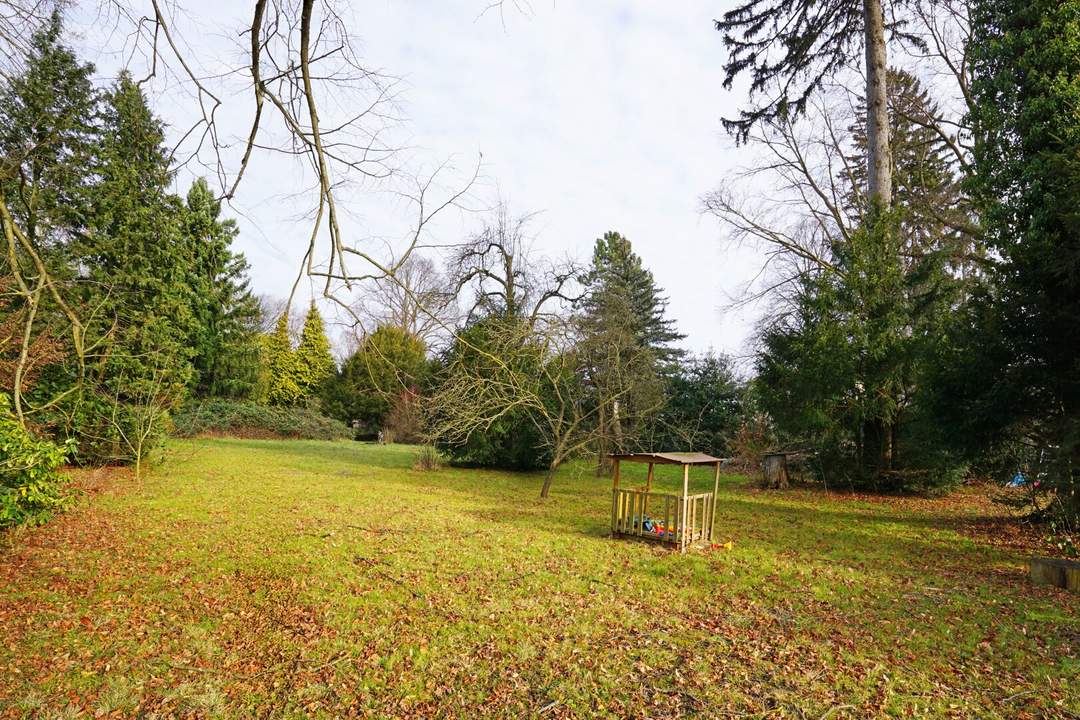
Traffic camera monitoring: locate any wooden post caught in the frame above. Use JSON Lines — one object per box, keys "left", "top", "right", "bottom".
{"left": 611, "top": 458, "right": 620, "bottom": 535}
{"left": 1030, "top": 557, "right": 1080, "bottom": 593}
{"left": 663, "top": 495, "right": 671, "bottom": 544}
{"left": 710, "top": 462, "right": 721, "bottom": 542}
{"left": 681, "top": 464, "right": 690, "bottom": 553}
{"left": 644, "top": 462, "right": 654, "bottom": 517}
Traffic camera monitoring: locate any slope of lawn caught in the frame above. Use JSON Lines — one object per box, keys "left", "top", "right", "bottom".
{"left": 1, "top": 439, "right": 1077, "bottom": 719}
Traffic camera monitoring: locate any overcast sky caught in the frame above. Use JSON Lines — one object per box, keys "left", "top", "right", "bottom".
{"left": 77, "top": 1, "right": 764, "bottom": 359}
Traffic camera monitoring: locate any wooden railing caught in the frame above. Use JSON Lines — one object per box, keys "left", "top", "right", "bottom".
{"left": 611, "top": 488, "right": 715, "bottom": 551}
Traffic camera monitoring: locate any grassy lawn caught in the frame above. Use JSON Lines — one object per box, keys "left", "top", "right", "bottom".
{"left": 1, "top": 439, "right": 1077, "bottom": 719}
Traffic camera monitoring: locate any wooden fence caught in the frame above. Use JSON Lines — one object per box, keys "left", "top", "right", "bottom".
{"left": 611, "top": 488, "right": 715, "bottom": 552}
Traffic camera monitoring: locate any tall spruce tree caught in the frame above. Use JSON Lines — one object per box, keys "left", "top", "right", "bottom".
{"left": 0, "top": 10, "right": 96, "bottom": 251}
{"left": 715, "top": 0, "right": 896, "bottom": 207}
{"left": 848, "top": 69, "right": 975, "bottom": 269}
{"left": 582, "top": 232, "right": 684, "bottom": 365}
{"left": 82, "top": 72, "right": 196, "bottom": 395}
{"left": 579, "top": 232, "right": 682, "bottom": 462}
{"left": 750, "top": 67, "right": 977, "bottom": 488}
{"left": 0, "top": 10, "right": 97, "bottom": 427}
{"left": 183, "top": 178, "right": 262, "bottom": 398}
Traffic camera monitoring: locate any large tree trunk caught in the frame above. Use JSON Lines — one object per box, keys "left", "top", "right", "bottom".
{"left": 863, "top": 0, "right": 892, "bottom": 206}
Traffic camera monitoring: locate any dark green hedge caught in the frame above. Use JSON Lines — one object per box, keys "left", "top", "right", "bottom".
{"left": 173, "top": 399, "right": 349, "bottom": 441}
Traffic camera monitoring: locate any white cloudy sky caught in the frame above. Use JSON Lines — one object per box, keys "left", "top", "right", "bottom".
{"left": 74, "top": 1, "right": 765, "bottom": 358}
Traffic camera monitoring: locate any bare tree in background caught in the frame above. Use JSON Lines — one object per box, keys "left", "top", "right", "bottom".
{"left": 703, "top": 66, "right": 980, "bottom": 310}
{"left": 0, "top": 0, "right": 50, "bottom": 78}
{"left": 355, "top": 253, "right": 458, "bottom": 347}
{"left": 450, "top": 202, "right": 581, "bottom": 326}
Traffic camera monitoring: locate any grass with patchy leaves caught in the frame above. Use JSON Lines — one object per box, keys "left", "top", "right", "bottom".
{"left": 1, "top": 439, "right": 1077, "bottom": 718}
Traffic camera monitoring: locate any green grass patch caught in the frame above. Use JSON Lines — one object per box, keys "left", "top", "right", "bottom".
{"left": 1, "top": 439, "right": 1077, "bottom": 718}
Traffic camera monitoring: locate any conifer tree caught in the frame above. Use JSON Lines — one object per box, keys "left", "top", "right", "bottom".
{"left": 263, "top": 312, "right": 303, "bottom": 406}
{"left": 0, "top": 10, "right": 97, "bottom": 251}
{"left": 183, "top": 178, "right": 262, "bottom": 398}
{"left": 935, "top": 0, "right": 1080, "bottom": 521}
{"left": 322, "top": 325, "right": 428, "bottom": 434}
{"left": 579, "top": 232, "right": 682, "bottom": 462}
{"left": 581, "top": 232, "right": 684, "bottom": 365}
{"left": 81, "top": 72, "right": 195, "bottom": 394}
{"left": 294, "top": 304, "right": 335, "bottom": 398}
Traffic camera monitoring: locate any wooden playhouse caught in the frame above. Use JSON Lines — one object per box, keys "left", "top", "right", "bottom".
{"left": 609, "top": 452, "right": 725, "bottom": 553}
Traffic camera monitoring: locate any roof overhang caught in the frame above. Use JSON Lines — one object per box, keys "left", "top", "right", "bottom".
{"left": 608, "top": 452, "right": 723, "bottom": 466}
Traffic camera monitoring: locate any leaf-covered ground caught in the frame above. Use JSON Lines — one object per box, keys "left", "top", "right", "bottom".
{"left": 1, "top": 439, "right": 1077, "bottom": 719}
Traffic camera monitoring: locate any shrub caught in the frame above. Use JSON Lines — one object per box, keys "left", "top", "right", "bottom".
{"left": 1, "top": 394, "right": 72, "bottom": 528}
{"left": 173, "top": 398, "right": 349, "bottom": 440}
{"left": 414, "top": 445, "right": 441, "bottom": 471}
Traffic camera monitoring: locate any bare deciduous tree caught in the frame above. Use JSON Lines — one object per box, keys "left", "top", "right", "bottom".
{"left": 354, "top": 253, "right": 458, "bottom": 347}
{"left": 424, "top": 315, "right": 647, "bottom": 498}
{"left": 449, "top": 202, "right": 581, "bottom": 326}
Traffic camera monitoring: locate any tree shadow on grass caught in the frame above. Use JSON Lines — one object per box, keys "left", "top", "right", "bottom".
{"left": 184, "top": 438, "right": 419, "bottom": 471}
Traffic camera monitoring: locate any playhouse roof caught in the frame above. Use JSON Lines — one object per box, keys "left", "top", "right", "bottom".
{"left": 608, "top": 452, "right": 724, "bottom": 466}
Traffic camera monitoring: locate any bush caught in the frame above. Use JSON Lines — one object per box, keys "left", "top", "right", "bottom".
{"left": 1, "top": 394, "right": 72, "bottom": 528}
{"left": 173, "top": 398, "right": 349, "bottom": 440}
{"left": 414, "top": 445, "right": 441, "bottom": 471}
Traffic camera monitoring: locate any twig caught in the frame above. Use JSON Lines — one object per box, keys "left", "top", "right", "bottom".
{"left": 819, "top": 705, "right": 854, "bottom": 720}
{"left": 355, "top": 556, "right": 425, "bottom": 600}
{"left": 537, "top": 700, "right": 559, "bottom": 714}
{"left": 1001, "top": 689, "right": 1036, "bottom": 703}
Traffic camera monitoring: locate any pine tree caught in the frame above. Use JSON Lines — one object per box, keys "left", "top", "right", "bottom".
{"left": 579, "top": 232, "right": 682, "bottom": 462}
{"left": 294, "top": 304, "right": 335, "bottom": 398}
{"left": 323, "top": 325, "right": 428, "bottom": 435}
{"left": 715, "top": 0, "right": 895, "bottom": 206}
{"left": 0, "top": 9, "right": 97, "bottom": 251}
{"left": 183, "top": 178, "right": 262, "bottom": 398}
{"left": 0, "top": 10, "right": 96, "bottom": 425}
{"left": 847, "top": 69, "right": 977, "bottom": 274}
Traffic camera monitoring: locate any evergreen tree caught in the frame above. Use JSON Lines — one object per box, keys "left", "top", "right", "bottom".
{"left": 578, "top": 232, "right": 681, "bottom": 463}
{"left": 323, "top": 325, "right": 428, "bottom": 435}
{"left": 80, "top": 72, "right": 196, "bottom": 396}
{"left": 0, "top": 10, "right": 96, "bottom": 428}
{"left": 752, "top": 71, "right": 972, "bottom": 490}
{"left": 262, "top": 312, "right": 303, "bottom": 406}
{"left": 294, "top": 304, "right": 335, "bottom": 398}
{"left": 582, "top": 232, "right": 684, "bottom": 365}
{"left": 0, "top": 10, "right": 97, "bottom": 251}
{"left": 757, "top": 213, "right": 914, "bottom": 483}
{"left": 848, "top": 69, "right": 977, "bottom": 272}
{"left": 935, "top": 0, "right": 1080, "bottom": 521}
{"left": 183, "top": 178, "right": 262, "bottom": 398}
{"left": 715, "top": 0, "right": 895, "bottom": 206}
{"left": 654, "top": 353, "right": 744, "bottom": 456}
